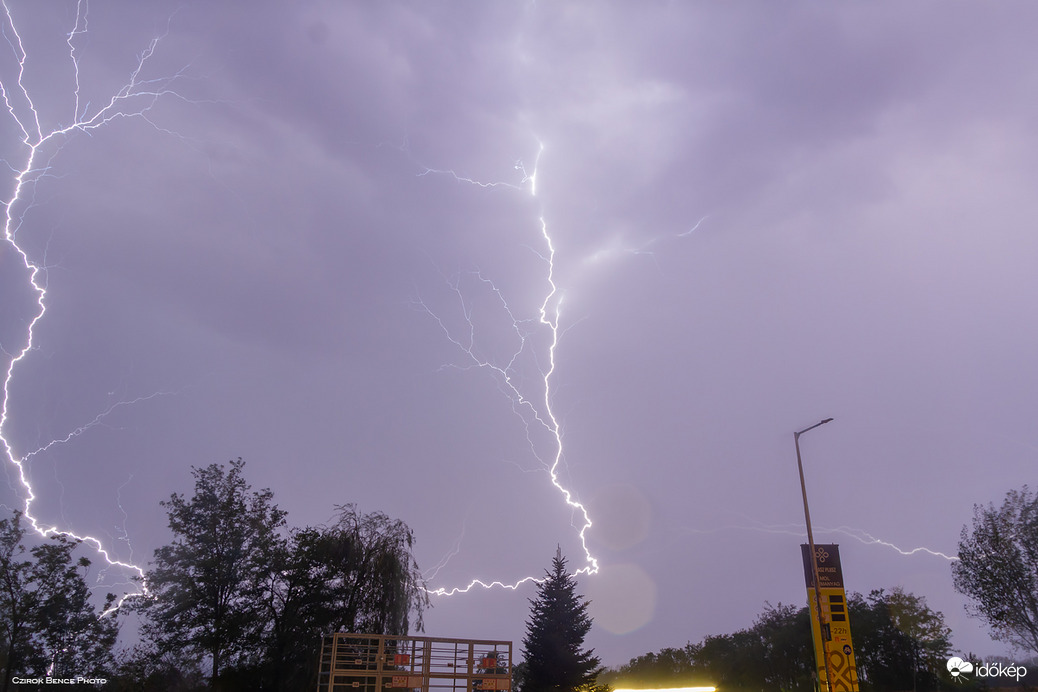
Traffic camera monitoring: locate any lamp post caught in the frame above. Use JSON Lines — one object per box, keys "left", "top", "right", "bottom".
{"left": 795, "top": 417, "right": 834, "bottom": 692}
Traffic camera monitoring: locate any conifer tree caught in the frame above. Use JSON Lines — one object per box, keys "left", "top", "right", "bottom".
{"left": 521, "top": 548, "right": 602, "bottom": 692}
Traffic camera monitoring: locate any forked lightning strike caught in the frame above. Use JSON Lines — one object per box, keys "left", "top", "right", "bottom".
{"left": 18, "top": 391, "right": 177, "bottom": 464}
{"left": 0, "top": 1, "right": 188, "bottom": 613}
{"left": 684, "top": 521, "right": 958, "bottom": 561}
{"left": 824, "top": 524, "right": 958, "bottom": 561}
{"left": 415, "top": 142, "right": 598, "bottom": 596}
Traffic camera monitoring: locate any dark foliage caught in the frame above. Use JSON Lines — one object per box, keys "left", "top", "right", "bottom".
{"left": 109, "top": 645, "right": 208, "bottom": 692}
{"left": 138, "top": 458, "right": 287, "bottom": 685}
{"left": 850, "top": 589, "right": 950, "bottom": 692}
{"left": 249, "top": 504, "right": 429, "bottom": 690}
{"left": 953, "top": 485, "right": 1038, "bottom": 655}
{"left": 133, "top": 459, "right": 428, "bottom": 691}
{"left": 521, "top": 549, "right": 602, "bottom": 692}
{"left": 605, "top": 589, "right": 951, "bottom": 692}
{"left": 0, "top": 512, "right": 119, "bottom": 691}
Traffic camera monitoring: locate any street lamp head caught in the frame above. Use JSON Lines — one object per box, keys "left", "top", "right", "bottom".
{"left": 795, "top": 417, "right": 835, "bottom": 437}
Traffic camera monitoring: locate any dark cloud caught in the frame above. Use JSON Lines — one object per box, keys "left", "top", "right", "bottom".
{"left": 2, "top": 0, "right": 1037, "bottom": 666}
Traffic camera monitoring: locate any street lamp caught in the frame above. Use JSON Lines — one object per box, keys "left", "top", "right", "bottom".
{"left": 794, "top": 418, "right": 834, "bottom": 692}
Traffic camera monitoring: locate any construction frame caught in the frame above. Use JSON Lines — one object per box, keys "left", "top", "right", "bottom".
{"left": 317, "top": 633, "right": 512, "bottom": 692}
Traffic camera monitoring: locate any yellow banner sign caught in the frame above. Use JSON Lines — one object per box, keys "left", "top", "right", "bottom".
{"left": 802, "top": 545, "right": 859, "bottom": 692}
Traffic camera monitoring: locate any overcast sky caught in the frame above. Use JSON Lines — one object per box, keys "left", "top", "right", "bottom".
{"left": 2, "top": 0, "right": 1037, "bottom": 666}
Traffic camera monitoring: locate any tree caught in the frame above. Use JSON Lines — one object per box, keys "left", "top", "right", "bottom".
{"left": 952, "top": 485, "right": 1038, "bottom": 654}
{"left": 0, "top": 511, "right": 119, "bottom": 691}
{"left": 305, "top": 504, "right": 429, "bottom": 635}
{"left": 109, "top": 644, "right": 208, "bottom": 692}
{"left": 140, "top": 458, "right": 287, "bottom": 685}
{"left": 849, "top": 591, "right": 913, "bottom": 692}
{"left": 135, "top": 458, "right": 431, "bottom": 691}
{"left": 604, "top": 646, "right": 697, "bottom": 689}
{"left": 885, "top": 587, "right": 951, "bottom": 691}
{"left": 690, "top": 631, "right": 765, "bottom": 691}
{"left": 521, "top": 548, "right": 602, "bottom": 692}
{"left": 253, "top": 505, "right": 429, "bottom": 691}
{"left": 604, "top": 590, "right": 950, "bottom": 692}
{"left": 850, "top": 589, "right": 950, "bottom": 692}
{"left": 752, "top": 603, "right": 814, "bottom": 692}
{"left": 679, "top": 606, "right": 810, "bottom": 692}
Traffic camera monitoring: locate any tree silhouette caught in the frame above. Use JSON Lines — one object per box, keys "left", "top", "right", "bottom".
{"left": 521, "top": 548, "right": 602, "bottom": 692}
{"left": 0, "top": 512, "right": 119, "bottom": 690}
{"left": 132, "top": 461, "right": 429, "bottom": 691}
{"left": 140, "top": 458, "right": 287, "bottom": 684}
{"left": 605, "top": 589, "right": 951, "bottom": 692}
{"left": 953, "top": 485, "right": 1038, "bottom": 654}
{"left": 255, "top": 505, "right": 429, "bottom": 691}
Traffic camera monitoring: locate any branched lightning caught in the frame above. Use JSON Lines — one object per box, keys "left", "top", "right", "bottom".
{"left": 422, "top": 520, "right": 466, "bottom": 583}
{"left": 0, "top": 1, "right": 190, "bottom": 614}
{"left": 416, "top": 167, "right": 522, "bottom": 191}
{"left": 414, "top": 141, "right": 598, "bottom": 596}
{"left": 683, "top": 521, "right": 959, "bottom": 561}
{"left": 822, "top": 524, "right": 959, "bottom": 561}
{"left": 578, "top": 214, "right": 709, "bottom": 276}
{"left": 677, "top": 216, "right": 709, "bottom": 238}
{"left": 19, "top": 390, "right": 177, "bottom": 464}
{"left": 415, "top": 145, "right": 540, "bottom": 194}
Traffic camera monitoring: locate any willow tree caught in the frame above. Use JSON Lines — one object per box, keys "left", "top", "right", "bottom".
{"left": 140, "top": 460, "right": 429, "bottom": 690}
{"left": 257, "top": 505, "right": 430, "bottom": 690}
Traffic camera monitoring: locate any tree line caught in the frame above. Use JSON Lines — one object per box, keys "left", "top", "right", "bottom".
{"left": 2, "top": 458, "right": 429, "bottom": 691}
{"left": 599, "top": 484, "right": 1038, "bottom": 692}
{"left": 0, "top": 460, "right": 1035, "bottom": 692}
{"left": 132, "top": 458, "right": 430, "bottom": 690}
{"left": 601, "top": 588, "right": 954, "bottom": 692}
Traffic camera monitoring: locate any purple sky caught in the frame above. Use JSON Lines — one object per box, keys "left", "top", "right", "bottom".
{"left": 2, "top": 1, "right": 1037, "bottom": 666}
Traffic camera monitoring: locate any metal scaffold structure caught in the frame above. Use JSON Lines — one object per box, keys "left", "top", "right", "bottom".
{"left": 317, "top": 633, "right": 512, "bottom": 692}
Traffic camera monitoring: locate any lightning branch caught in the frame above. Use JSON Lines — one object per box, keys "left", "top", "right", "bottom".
{"left": 0, "top": 0, "right": 190, "bottom": 614}
{"left": 413, "top": 142, "right": 599, "bottom": 596}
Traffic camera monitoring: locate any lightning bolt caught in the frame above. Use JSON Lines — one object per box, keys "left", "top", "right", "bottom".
{"left": 577, "top": 214, "right": 708, "bottom": 278}
{"left": 683, "top": 520, "right": 958, "bottom": 561}
{"left": 18, "top": 390, "right": 177, "bottom": 465}
{"left": 413, "top": 141, "right": 599, "bottom": 596}
{"left": 822, "top": 524, "right": 959, "bottom": 561}
{"left": 422, "top": 519, "right": 467, "bottom": 583}
{"left": 0, "top": 1, "right": 190, "bottom": 613}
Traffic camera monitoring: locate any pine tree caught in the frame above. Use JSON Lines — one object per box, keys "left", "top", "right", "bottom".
{"left": 521, "top": 548, "right": 602, "bottom": 692}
